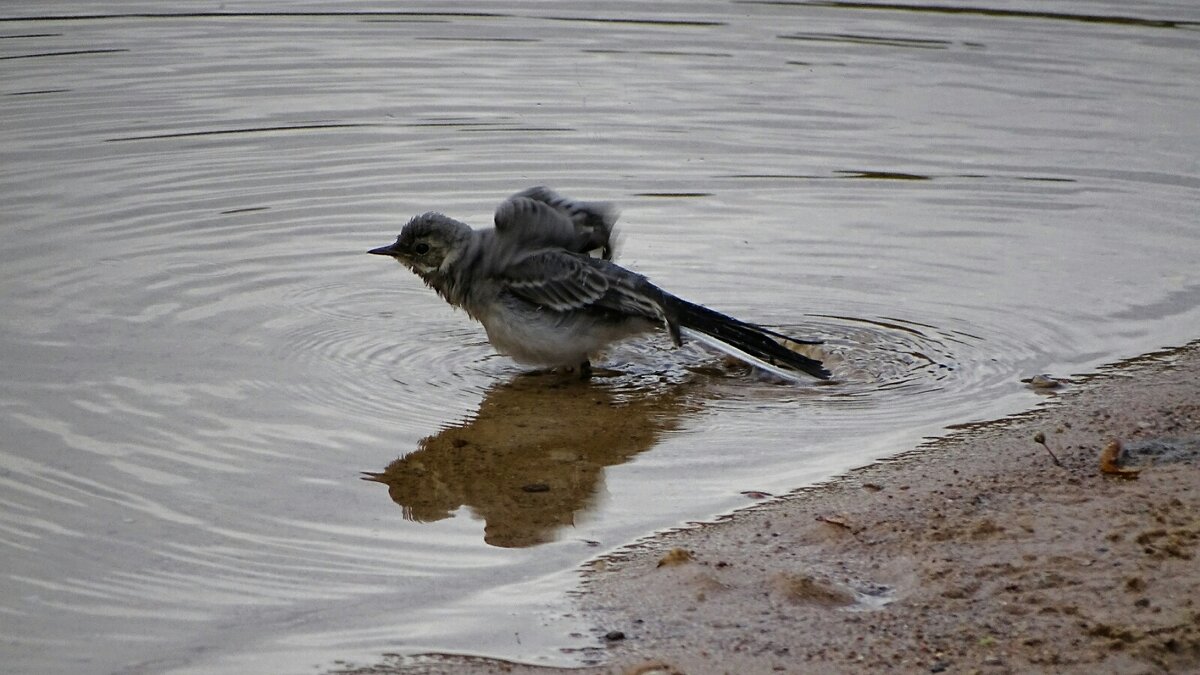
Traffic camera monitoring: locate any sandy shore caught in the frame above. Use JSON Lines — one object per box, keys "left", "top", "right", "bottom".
{"left": 342, "top": 341, "right": 1199, "bottom": 675}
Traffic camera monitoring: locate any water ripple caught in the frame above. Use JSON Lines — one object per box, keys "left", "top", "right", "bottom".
{"left": 3, "top": 3, "right": 1199, "bottom": 674}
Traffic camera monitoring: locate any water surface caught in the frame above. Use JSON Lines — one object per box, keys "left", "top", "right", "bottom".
{"left": 2, "top": 2, "right": 1198, "bottom": 673}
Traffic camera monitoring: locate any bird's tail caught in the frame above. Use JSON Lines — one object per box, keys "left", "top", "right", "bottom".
{"left": 663, "top": 296, "right": 831, "bottom": 380}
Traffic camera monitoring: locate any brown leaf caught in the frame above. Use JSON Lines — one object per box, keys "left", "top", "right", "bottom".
{"left": 740, "top": 490, "right": 773, "bottom": 499}
{"left": 656, "top": 548, "right": 694, "bottom": 568}
{"left": 1100, "top": 439, "right": 1140, "bottom": 478}
{"left": 816, "top": 514, "right": 852, "bottom": 529}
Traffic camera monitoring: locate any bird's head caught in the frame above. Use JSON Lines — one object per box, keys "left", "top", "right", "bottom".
{"left": 368, "top": 213, "right": 472, "bottom": 278}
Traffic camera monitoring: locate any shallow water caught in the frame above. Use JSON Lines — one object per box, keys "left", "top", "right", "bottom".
{"left": 2, "top": 2, "right": 1198, "bottom": 673}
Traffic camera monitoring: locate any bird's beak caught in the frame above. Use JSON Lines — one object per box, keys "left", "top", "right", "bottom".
{"left": 368, "top": 243, "right": 399, "bottom": 257}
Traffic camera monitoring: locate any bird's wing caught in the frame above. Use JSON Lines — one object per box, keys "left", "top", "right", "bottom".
{"left": 500, "top": 250, "right": 612, "bottom": 312}
{"left": 494, "top": 187, "right": 619, "bottom": 259}
{"left": 501, "top": 251, "right": 666, "bottom": 322}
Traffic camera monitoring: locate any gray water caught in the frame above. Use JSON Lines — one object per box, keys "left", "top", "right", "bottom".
{"left": 2, "top": 2, "right": 1198, "bottom": 673}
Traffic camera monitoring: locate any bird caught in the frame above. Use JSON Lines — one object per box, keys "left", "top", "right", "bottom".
{"left": 368, "top": 187, "right": 831, "bottom": 380}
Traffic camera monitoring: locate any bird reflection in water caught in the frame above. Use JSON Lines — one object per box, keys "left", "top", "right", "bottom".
{"left": 363, "top": 371, "right": 696, "bottom": 548}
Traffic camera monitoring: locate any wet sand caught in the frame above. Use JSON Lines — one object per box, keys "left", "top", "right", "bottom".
{"left": 340, "top": 341, "right": 1200, "bottom": 674}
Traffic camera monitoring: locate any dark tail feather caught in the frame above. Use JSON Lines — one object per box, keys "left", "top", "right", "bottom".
{"left": 663, "top": 296, "right": 831, "bottom": 380}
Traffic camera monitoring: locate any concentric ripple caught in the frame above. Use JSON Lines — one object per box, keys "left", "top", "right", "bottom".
{"left": 812, "top": 315, "right": 977, "bottom": 394}
{"left": 273, "top": 280, "right": 507, "bottom": 424}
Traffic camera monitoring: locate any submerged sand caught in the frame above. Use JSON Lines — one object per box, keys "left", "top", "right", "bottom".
{"left": 339, "top": 341, "right": 1200, "bottom": 674}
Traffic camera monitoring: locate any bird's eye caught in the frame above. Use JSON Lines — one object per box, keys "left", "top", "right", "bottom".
{"left": 413, "top": 242, "right": 431, "bottom": 255}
